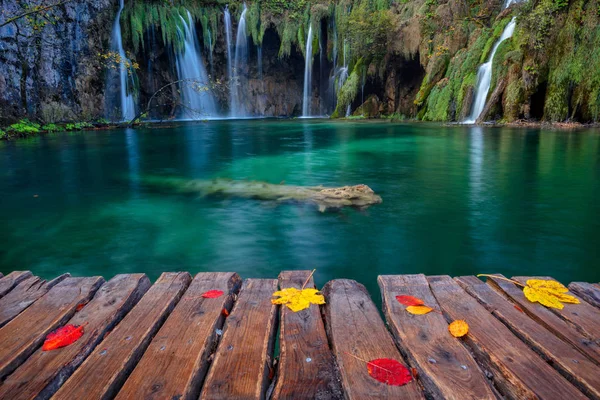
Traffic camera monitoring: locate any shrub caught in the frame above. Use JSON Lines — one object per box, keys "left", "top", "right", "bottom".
{"left": 8, "top": 120, "right": 40, "bottom": 134}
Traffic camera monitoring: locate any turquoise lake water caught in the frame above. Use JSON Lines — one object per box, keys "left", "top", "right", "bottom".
{"left": 1, "top": 120, "right": 599, "bottom": 296}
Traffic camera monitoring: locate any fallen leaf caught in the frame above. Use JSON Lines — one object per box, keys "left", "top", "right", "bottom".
{"left": 411, "top": 367, "right": 418, "bottom": 378}
{"left": 395, "top": 295, "right": 425, "bottom": 307}
{"left": 42, "top": 324, "right": 85, "bottom": 351}
{"left": 221, "top": 308, "right": 229, "bottom": 317}
{"left": 514, "top": 305, "right": 524, "bottom": 313}
{"left": 202, "top": 290, "right": 224, "bottom": 299}
{"left": 271, "top": 287, "right": 325, "bottom": 312}
{"left": 76, "top": 302, "right": 88, "bottom": 312}
{"left": 448, "top": 320, "right": 469, "bottom": 337}
{"left": 406, "top": 305, "right": 433, "bottom": 315}
{"left": 367, "top": 358, "right": 412, "bottom": 386}
{"left": 523, "top": 279, "right": 580, "bottom": 310}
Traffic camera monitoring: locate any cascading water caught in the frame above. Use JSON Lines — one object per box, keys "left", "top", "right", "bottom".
{"left": 464, "top": 17, "right": 517, "bottom": 123}
{"left": 224, "top": 6, "right": 233, "bottom": 86}
{"left": 302, "top": 24, "right": 314, "bottom": 117}
{"left": 230, "top": 3, "right": 248, "bottom": 117}
{"left": 175, "top": 10, "right": 217, "bottom": 119}
{"left": 108, "top": 0, "right": 136, "bottom": 121}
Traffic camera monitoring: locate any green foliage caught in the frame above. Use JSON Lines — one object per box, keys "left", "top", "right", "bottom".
{"left": 332, "top": 58, "right": 363, "bottom": 117}
{"left": 0, "top": 129, "right": 6, "bottom": 139}
{"left": 339, "top": 1, "right": 392, "bottom": 62}
{"left": 42, "top": 124, "right": 61, "bottom": 132}
{"left": 65, "top": 122, "right": 94, "bottom": 131}
{"left": 8, "top": 119, "right": 40, "bottom": 134}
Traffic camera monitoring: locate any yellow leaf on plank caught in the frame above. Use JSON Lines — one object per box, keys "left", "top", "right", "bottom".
{"left": 523, "top": 279, "right": 580, "bottom": 310}
{"left": 406, "top": 305, "right": 433, "bottom": 315}
{"left": 448, "top": 320, "right": 469, "bottom": 337}
{"left": 271, "top": 287, "right": 325, "bottom": 312}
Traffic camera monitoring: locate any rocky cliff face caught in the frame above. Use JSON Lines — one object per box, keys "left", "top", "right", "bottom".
{"left": 1, "top": 0, "right": 599, "bottom": 125}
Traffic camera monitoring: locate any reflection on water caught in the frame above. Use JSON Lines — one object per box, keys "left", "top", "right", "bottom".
{"left": 0, "top": 121, "right": 599, "bottom": 297}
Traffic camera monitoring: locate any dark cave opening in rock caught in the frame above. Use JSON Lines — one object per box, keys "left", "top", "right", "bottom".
{"left": 530, "top": 81, "right": 547, "bottom": 121}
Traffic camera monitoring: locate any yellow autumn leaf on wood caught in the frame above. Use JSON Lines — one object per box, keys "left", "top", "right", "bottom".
{"left": 523, "top": 279, "right": 580, "bottom": 310}
{"left": 271, "top": 287, "right": 325, "bottom": 312}
{"left": 406, "top": 305, "right": 433, "bottom": 315}
{"left": 448, "top": 320, "right": 469, "bottom": 337}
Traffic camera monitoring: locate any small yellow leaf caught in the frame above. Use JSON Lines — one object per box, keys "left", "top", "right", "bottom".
{"left": 271, "top": 287, "right": 325, "bottom": 312}
{"left": 448, "top": 320, "right": 469, "bottom": 337}
{"left": 406, "top": 305, "right": 433, "bottom": 315}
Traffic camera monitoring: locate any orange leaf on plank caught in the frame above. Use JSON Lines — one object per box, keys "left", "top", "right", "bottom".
{"left": 406, "top": 305, "right": 433, "bottom": 315}
{"left": 221, "top": 308, "right": 230, "bottom": 317}
{"left": 395, "top": 295, "right": 425, "bottom": 307}
{"left": 42, "top": 324, "right": 85, "bottom": 351}
{"left": 367, "top": 358, "right": 412, "bottom": 386}
{"left": 448, "top": 320, "right": 469, "bottom": 337}
{"left": 202, "top": 290, "right": 224, "bottom": 298}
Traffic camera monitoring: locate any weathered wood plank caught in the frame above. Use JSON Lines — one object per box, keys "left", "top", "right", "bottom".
{"left": 0, "top": 271, "right": 33, "bottom": 298}
{"left": 322, "top": 279, "right": 424, "bottom": 400}
{"left": 116, "top": 272, "right": 242, "bottom": 400}
{"left": 0, "top": 272, "right": 3, "bottom": 278}
{"left": 271, "top": 271, "right": 343, "bottom": 400}
{"left": 0, "top": 274, "right": 70, "bottom": 328}
{"left": 0, "top": 274, "right": 151, "bottom": 400}
{"left": 569, "top": 282, "right": 600, "bottom": 309}
{"left": 0, "top": 276, "right": 104, "bottom": 379}
{"left": 428, "top": 275, "right": 587, "bottom": 400}
{"left": 486, "top": 275, "right": 600, "bottom": 364}
{"left": 200, "top": 279, "right": 279, "bottom": 400}
{"left": 53, "top": 272, "right": 191, "bottom": 400}
{"left": 513, "top": 276, "right": 600, "bottom": 345}
{"left": 457, "top": 275, "right": 600, "bottom": 399}
{"left": 378, "top": 275, "right": 495, "bottom": 399}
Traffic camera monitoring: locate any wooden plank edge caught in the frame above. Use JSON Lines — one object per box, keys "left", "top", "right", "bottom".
{"left": 569, "top": 282, "right": 600, "bottom": 309}
{"left": 0, "top": 271, "right": 34, "bottom": 298}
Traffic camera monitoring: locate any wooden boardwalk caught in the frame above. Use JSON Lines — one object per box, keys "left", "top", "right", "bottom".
{"left": 0, "top": 270, "right": 599, "bottom": 399}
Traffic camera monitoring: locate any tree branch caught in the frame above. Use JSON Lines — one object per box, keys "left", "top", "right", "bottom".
{"left": 0, "top": 0, "right": 73, "bottom": 29}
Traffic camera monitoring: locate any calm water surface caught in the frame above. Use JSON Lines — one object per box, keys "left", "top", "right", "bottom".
{"left": 1, "top": 120, "right": 599, "bottom": 296}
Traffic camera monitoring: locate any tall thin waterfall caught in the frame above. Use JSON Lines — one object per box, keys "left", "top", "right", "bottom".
{"left": 108, "top": 0, "right": 135, "bottom": 121}
{"left": 464, "top": 17, "right": 517, "bottom": 123}
{"left": 176, "top": 11, "right": 217, "bottom": 119}
{"left": 302, "top": 24, "right": 314, "bottom": 117}
{"left": 224, "top": 6, "right": 233, "bottom": 85}
{"left": 230, "top": 3, "right": 248, "bottom": 117}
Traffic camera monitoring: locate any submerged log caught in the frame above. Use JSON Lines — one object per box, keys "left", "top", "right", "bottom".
{"left": 142, "top": 177, "right": 383, "bottom": 211}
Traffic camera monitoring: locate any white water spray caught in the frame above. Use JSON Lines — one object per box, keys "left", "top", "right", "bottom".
{"left": 302, "top": 24, "right": 314, "bottom": 117}
{"left": 230, "top": 4, "right": 248, "bottom": 117}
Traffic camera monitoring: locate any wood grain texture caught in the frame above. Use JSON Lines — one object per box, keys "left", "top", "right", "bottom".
{"left": 116, "top": 272, "right": 242, "bottom": 400}
{"left": 0, "top": 276, "right": 104, "bottom": 379}
{"left": 53, "top": 272, "right": 191, "bottom": 400}
{"left": 378, "top": 275, "right": 495, "bottom": 400}
{"left": 486, "top": 274, "right": 600, "bottom": 364}
{"left": 569, "top": 282, "right": 600, "bottom": 309}
{"left": 513, "top": 276, "right": 600, "bottom": 345}
{"left": 0, "top": 271, "right": 33, "bottom": 298}
{"left": 271, "top": 271, "right": 343, "bottom": 400}
{"left": 0, "top": 274, "right": 150, "bottom": 400}
{"left": 457, "top": 275, "right": 600, "bottom": 399}
{"left": 200, "top": 279, "right": 279, "bottom": 400}
{"left": 427, "top": 275, "right": 587, "bottom": 400}
{"left": 0, "top": 274, "right": 70, "bottom": 328}
{"left": 322, "top": 279, "right": 424, "bottom": 400}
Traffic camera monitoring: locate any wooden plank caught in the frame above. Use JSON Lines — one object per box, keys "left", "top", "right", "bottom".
{"left": 513, "top": 276, "right": 600, "bottom": 345}
{"left": 378, "top": 275, "right": 495, "bottom": 399}
{"left": 271, "top": 271, "right": 343, "bottom": 400}
{"left": 322, "top": 279, "right": 424, "bottom": 400}
{"left": 53, "top": 272, "right": 191, "bottom": 400}
{"left": 486, "top": 274, "right": 600, "bottom": 363}
{"left": 427, "top": 275, "right": 587, "bottom": 400}
{"left": 569, "top": 282, "right": 600, "bottom": 309}
{"left": 0, "top": 274, "right": 70, "bottom": 328}
{"left": 0, "top": 274, "right": 151, "bottom": 400}
{"left": 0, "top": 272, "right": 3, "bottom": 278}
{"left": 200, "top": 279, "right": 279, "bottom": 400}
{"left": 0, "top": 271, "right": 33, "bottom": 298}
{"left": 116, "top": 272, "right": 242, "bottom": 400}
{"left": 0, "top": 276, "right": 103, "bottom": 379}
{"left": 457, "top": 275, "right": 600, "bottom": 399}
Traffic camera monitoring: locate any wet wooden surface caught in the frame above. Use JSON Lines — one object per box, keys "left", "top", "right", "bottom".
{"left": 0, "top": 271, "right": 599, "bottom": 399}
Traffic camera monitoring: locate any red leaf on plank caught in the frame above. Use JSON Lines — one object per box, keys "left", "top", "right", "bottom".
{"left": 42, "top": 324, "right": 85, "bottom": 351}
{"left": 395, "top": 295, "right": 425, "bottom": 307}
{"left": 221, "top": 308, "right": 230, "bottom": 317}
{"left": 367, "top": 358, "right": 412, "bottom": 386}
{"left": 76, "top": 301, "right": 88, "bottom": 312}
{"left": 202, "top": 290, "right": 224, "bottom": 298}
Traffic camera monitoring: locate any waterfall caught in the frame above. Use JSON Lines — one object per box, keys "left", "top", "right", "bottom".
{"left": 224, "top": 6, "right": 233, "bottom": 86}
{"left": 176, "top": 11, "right": 217, "bottom": 119}
{"left": 208, "top": 29, "right": 214, "bottom": 77}
{"left": 464, "top": 17, "right": 517, "bottom": 123}
{"left": 108, "top": 0, "right": 136, "bottom": 121}
{"left": 230, "top": 3, "right": 248, "bottom": 117}
{"left": 302, "top": 24, "right": 314, "bottom": 117}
